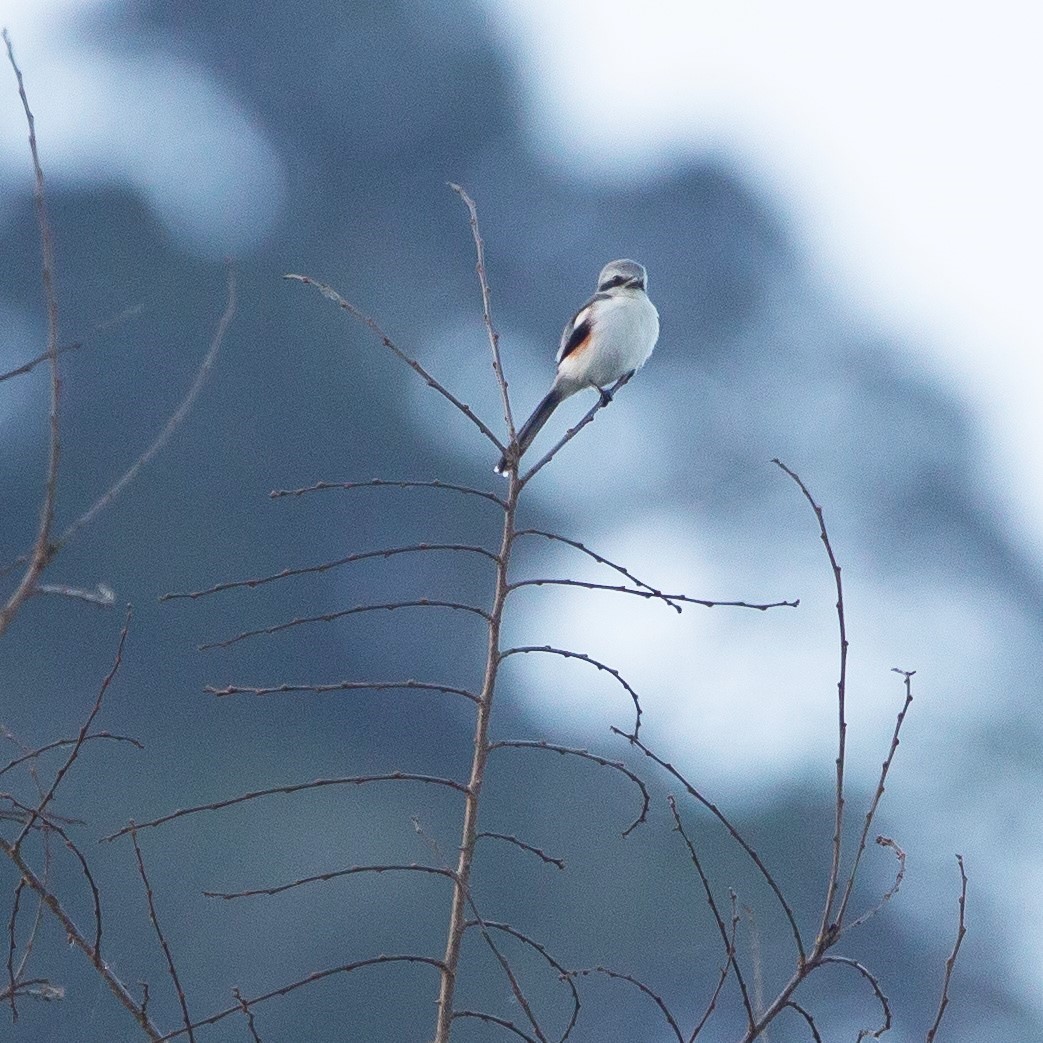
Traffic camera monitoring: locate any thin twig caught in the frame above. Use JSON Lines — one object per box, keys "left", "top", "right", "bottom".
{"left": 489, "top": 739, "right": 649, "bottom": 837}
{"left": 845, "top": 835, "right": 907, "bottom": 933}
{"left": 453, "top": 1010, "right": 539, "bottom": 1042}
{"left": 508, "top": 578, "right": 797, "bottom": 612}
{"left": 232, "top": 987, "right": 264, "bottom": 1043}
{"left": 819, "top": 955, "right": 892, "bottom": 1039}
{"left": 203, "top": 863, "right": 455, "bottom": 900}
{"left": 103, "top": 773, "right": 468, "bottom": 841}
{"left": 476, "top": 832, "right": 565, "bottom": 870}
{"left": 162, "top": 543, "right": 498, "bottom": 601}
{"left": 0, "top": 30, "right": 61, "bottom": 639}
{"left": 500, "top": 645, "right": 644, "bottom": 738}
{"left": 270, "top": 477, "right": 505, "bottom": 508}
{"left": 205, "top": 679, "right": 479, "bottom": 704}
{"left": 785, "top": 1001, "right": 823, "bottom": 1042}
{"left": 0, "top": 341, "right": 80, "bottom": 384}
{"left": 286, "top": 273, "right": 504, "bottom": 449}
{"left": 516, "top": 528, "right": 683, "bottom": 613}
{"left": 130, "top": 828, "right": 195, "bottom": 1042}
{"left": 1, "top": 732, "right": 142, "bottom": 777}
{"left": 156, "top": 955, "right": 446, "bottom": 1040}
{"left": 567, "top": 966, "right": 683, "bottom": 1043}
{"left": 618, "top": 730, "right": 805, "bottom": 961}
{"left": 773, "top": 459, "right": 848, "bottom": 947}
{"left": 925, "top": 855, "right": 968, "bottom": 1043}
{"left": 14, "top": 610, "right": 130, "bottom": 848}
{"left": 199, "top": 598, "right": 491, "bottom": 651}
{"left": 56, "top": 265, "right": 236, "bottom": 551}
{"left": 450, "top": 183, "right": 515, "bottom": 439}
{"left": 521, "top": 375, "right": 630, "bottom": 484}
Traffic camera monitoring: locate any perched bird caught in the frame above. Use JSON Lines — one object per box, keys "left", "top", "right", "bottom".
{"left": 495, "top": 258, "right": 659, "bottom": 474}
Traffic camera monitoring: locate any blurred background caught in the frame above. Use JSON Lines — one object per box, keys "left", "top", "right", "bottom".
{"left": 2, "top": 1, "right": 1041, "bottom": 1040}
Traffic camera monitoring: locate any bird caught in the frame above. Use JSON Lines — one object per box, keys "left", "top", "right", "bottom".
{"left": 495, "top": 258, "right": 659, "bottom": 475}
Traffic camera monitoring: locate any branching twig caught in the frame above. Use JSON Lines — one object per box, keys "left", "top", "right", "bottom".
{"left": 489, "top": 739, "right": 648, "bottom": 837}
{"left": 501, "top": 645, "right": 644, "bottom": 738}
{"left": 130, "top": 828, "right": 195, "bottom": 1042}
{"left": 285, "top": 273, "right": 503, "bottom": 449}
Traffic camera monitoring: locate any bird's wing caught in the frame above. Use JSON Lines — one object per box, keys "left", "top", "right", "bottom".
{"left": 556, "top": 292, "right": 609, "bottom": 363}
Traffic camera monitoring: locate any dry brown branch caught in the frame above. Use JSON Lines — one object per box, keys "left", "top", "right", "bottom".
{"left": 285, "top": 273, "right": 504, "bottom": 449}
{"left": 462, "top": 920, "right": 580, "bottom": 1043}
{"left": 516, "top": 528, "right": 683, "bottom": 613}
{"left": 508, "top": 577, "right": 797, "bottom": 612}
{"left": 520, "top": 374, "right": 631, "bottom": 484}
{"left": 14, "top": 610, "right": 130, "bottom": 848}
{"left": 567, "top": 966, "right": 683, "bottom": 1043}
{"left": 0, "top": 834, "right": 161, "bottom": 1038}
{"left": 667, "top": 796, "right": 754, "bottom": 1031}
{"left": 0, "top": 30, "right": 61, "bottom": 639}
{"left": 450, "top": 183, "right": 515, "bottom": 438}
{"left": 501, "top": 645, "right": 644, "bottom": 738}
{"left": 616, "top": 729, "right": 804, "bottom": 962}
{"left": 203, "top": 863, "right": 455, "bottom": 900}
{"left": 475, "top": 832, "right": 565, "bottom": 870}
{"left": 162, "top": 542, "right": 498, "bottom": 601}
{"left": 157, "top": 955, "right": 447, "bottom": 1040}
{"left": 104, "top": 773, "right": 469, "bottom": 841}
{"left": 232, "top": 987, "right": 264, "bottom": 1043}
{"left": 488, "top": 739, "right": 649, "bottom": 837}
{"left": 0, "top": 340, "right": 81, "bottom": 384}
{"left": 199, "top": 598, "right": 491, "bottom": 651}
{"left": 205, "top": 679, "right": 480, "bottom": 703}
{"left": 130, "top": 828, "right": 195, "bottom": 1042}
{"left": 925, "top": 855, "right": 968, "bottom": 1043}
{"left": 772, "top": 459, "right": 848, "bottom": 947}
{"left": 54, "top": 266, "right": 236, "bottom": 553}
{"left": 836, "top": 669, "right": 915, "bottom": 932}
{"left": 1, "top": 732, "right": 142, "bottom": 777}
{"left": 270, "top": 477, "right": 506, "bottom": 508}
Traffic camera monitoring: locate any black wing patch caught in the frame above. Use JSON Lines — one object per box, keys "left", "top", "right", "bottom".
{"left": 558, "top": 315, "right": 592, "bottom": 361}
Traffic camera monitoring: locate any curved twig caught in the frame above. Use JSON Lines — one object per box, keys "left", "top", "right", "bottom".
{"left": 476, "top": 832, "right": 565, "bottom": 870}
{"left": 500, "top": 646, "right": 643, "bottom": 738}
{"left": 453, "top": 1010, "right": 540, "bottom": 1042}
{"left": 785, "top": 1001, "right": 823, "bottom": 1042}
{"left": 205, "top": 679, "right": 480, "bottom": 704}
{"left": 200, "top": 599, "right": 491, "bottom": 651}
{"left": 204, "top": 863, "right": 455, "bottom": 900}
{"left": 489, "top": 739, "right": 648, "bottom": 837}
{"left": 270, "top": 478, "right": 505, "bottom": 508}
{"left": 103, "top": 773, "right": 469, "bottom": 841}
{"left": 819, "top": 955, "right": 891, "bottom": 1039}
{"left": 567, "top": 966, "right": 683, "bottom": 1043}
{"left": 162, "top": 543, "right": 498, "bottom": 601}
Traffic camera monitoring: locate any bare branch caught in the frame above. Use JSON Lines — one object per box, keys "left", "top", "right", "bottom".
{"left": 232, "top": 987, "right": 264, "bottom": 1043}
{"left": 103, "top": 773, "right": 468, "bottom": 841}
{"left": 1, "top": 732, "right": 142, "bottom": 777}
{"left": 0, "top": 340, "right": 80, "bottom": 384}
{"left": 836, "top": 669, "right": 915, "bottom": 932}
{"left": 618, "top": 730, "right": 805, "bottom": 961}
{"left": 204, "top": 863, "right": 455, "bottom": 900}
{"left": 286, "top": 273, "right": 504, "bottom": 449}
{"left": 521, "top": 374, "right": 630, "bottom": 484}
{"left": 453, "top": 1009, "right": 540, "bottom": 1042}
{"left": 489, "top": 739, "right": 648, "bottom": 837}
{"left": 773, "top": 459, "right": 848, "bottom": 947}
{"left": 270, "top": 477, "right": 506, "bottom": 508}
{"left": 14, "top": 610, "right": 130, "bottom": 847}
{"left": 0, "top": 30, "right": 61, "bottom": 638}
{"left": 845, "top": 835, "right": 907, "bottom": 933}
{"left": 667, "top": 796, "right": 754, "bottom": 1032}
{"left": 449, "top": 183, "right": 515, "bottom": 438}
{"left": 206, "top": 679, "right": 479, "bottom": 704}
{"left": 476, "top": 832, "right": 565, "bottom": 870}
{"left": 516, "top": 528, "right": 683, "bottom": 613}
{"left": 500, "top": 645, "right": 643, "bottom": 738}
{"left": 157, "top": 955, "right": 446, "bottom": 1040}
{"left": 200, "top": 598, "right": 490, "bottom": 651}
{"left": 163, "top": 543, "right": 498, "bottom": 601}
{"left": 819, "top": 956, "right": 891, "bottom": 1039}
{"left": 508, "top": 577, "right": 797, "bottom": 613}
{"left": 56, "top": 265, "right": 236, "bottom": 552}
{"left": 130, "top": 828, "right": 195, "bottom": 1042}
{"left": 925, "top": 855, "right": 968, "bottom": 1043}
{"left": 567, "top": 966, "right": 683, "bottom": 1043}
{"left": 785, "top": 1001, "right": 823, "bottom": 1042}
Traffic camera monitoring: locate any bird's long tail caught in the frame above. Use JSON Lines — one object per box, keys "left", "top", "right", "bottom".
{"left": 495, "top": 387, "right": 565, "bottom": 474}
